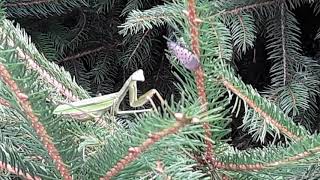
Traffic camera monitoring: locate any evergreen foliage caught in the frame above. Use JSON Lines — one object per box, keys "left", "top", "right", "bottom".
{"left": 4, "top": 0, "right": 88, "bottom": 18}
{"left": 1, "top": 0, "right": 320, "bottom": 179}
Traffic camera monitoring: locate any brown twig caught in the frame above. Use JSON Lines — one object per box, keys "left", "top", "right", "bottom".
{"left": 100, "top": 113, "right": 199, "bottom": 180}
{"left": 220, "top": 77, "right": 301, "bottom": 141}
{"left": 186, "top": 0, "right": 213, "bottom": 162}
{"left": 220, "top": 0, "right": 276, "bottom": 15}
{"left": 155, "top": 160, "right": 172, "bottom": 180}
{"left": 0, "top": 63, "right": 72, "bottom": 180}
{"left": 4, "top": 0, "right": 57, "bottom": 7}
{"left": 0, "top": 161, "right": 41, "bottom": 180}
{"left": 0, "top": 97, "right": 10, "bottom": 107}
{"left": 58, "top": 47, "right": 105, "bottom": 64}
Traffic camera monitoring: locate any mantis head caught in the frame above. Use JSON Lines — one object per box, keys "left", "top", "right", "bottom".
{"left": 131, "top": 69, "right": 145, "bottom": 82}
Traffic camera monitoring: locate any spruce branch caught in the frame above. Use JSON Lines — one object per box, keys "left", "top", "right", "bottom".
{"left": 315, "top": 30, "right": 320, "bottom": 40}
{"left": 0, "top": 63, "right": 72, "bottom": 180}
{"left": 220, "top": 76, "right": 303, "bottom": 141}
{"left": 10, "top": 43, "right": 80, "bottom": 102}
{"left": 0, "top": 130, "right": 47, "bottom": 180}
{"left": 0, "top": 20, "right": 90, "bottom": 102}
{"left": 119, "top": 29, "right": 155, "bottom": 70}
{"left": 92, "top": 0, "right": 116, "bottom": 14}
{"left": 239, "top": 4, "right": 312, "bottom": 142}
{"left": 211, "top": 160, "right": 263, "bottom": 171}
{"left": 265, "top": 4, "right": 303, "bottom": 89}
{"left": 265, "top": 146, "right": 320, "bottom": 167}
{"left": 186, "top": 0, "right": 213, "bottom": 162}
{"left": 280, "top": 2, "right": 288, "bottom": 85}
{"left": 127, "top": 29, "right": 149, "bottom": 66}
{"left": 4, "top": 0, "right": 59, "bottom": 6}
{"left": 211, "top": 136, "right": 320, "bottom": 172}
{"left": 0, "top": 161, "right": 41, "bottom": 180}
{"left": 209, "top": 20, "right": 233, "bottom": 67}
{"left": 4, "top": 0, "right": 88, "bottom": 18}
{"left": 313, "top": 2, "right": 320, "bottom": 39}
{"left": 286, "top": 0, "right": 314, "bottom": 9}
{"left": 226, "top": 13, "right": 256, "bottom": 54}
{"left": 121, "top": 0, "right": 144, "bottom": 16}
{"left": 119, "top": 3, "right": 183, "bottom": 35}
{"left": 101, "top": 113, "right": 200, "bottom": 180}
{"left": 237, "top": 14, "right": 249, "bottom": 52}
{"left": 314, "top": 0, "right": 320, "bottom": 15}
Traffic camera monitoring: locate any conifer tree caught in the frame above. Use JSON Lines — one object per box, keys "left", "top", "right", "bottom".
{"left": 1, "top": 0, "right": 320, "bottom": 179}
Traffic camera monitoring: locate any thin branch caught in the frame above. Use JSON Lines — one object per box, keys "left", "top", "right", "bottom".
{"left": 68, "top": 10, "right": 87, "bottom": 48}
{"left": 100, "top": 113, "right": 199, "bottom": 180}
{"left": 220, "top": 77, "right": 301, "bottom": 141}
{"left": 186, "top": 0, "right": 213, "bottom": 162}
{"left": 0, "top": 161, "right": 41, "bottom": 180}
{"left": 0, "top": 97, "right": 10, "bottom": 107}
{"left": 58, "top": 46, "right": 105, "bottom": 64}
{"left": 0, "top": 63, "right": 72, "bottom": 180}
{"left": 4, "top": 0, "right": 57, "bottom": 7}
{"left": 280, "top": 2, "right": 287, "bottom": 85}
{"left": 127, "top": 30, "right": 150, "bottom": 62}
{"left": 220, "top": 0, "right": 276, "bottom": 15}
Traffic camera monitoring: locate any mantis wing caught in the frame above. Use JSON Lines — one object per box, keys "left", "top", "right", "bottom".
{"left": 53, "top": 93, "right": 119, "bottom": 115}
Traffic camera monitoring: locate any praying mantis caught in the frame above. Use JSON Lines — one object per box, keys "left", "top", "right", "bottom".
{"left": 53, "top": 69, "right": 171, "bottom": 121}
{"left": 53, "top": 37, "right": 196, "bottom": 122}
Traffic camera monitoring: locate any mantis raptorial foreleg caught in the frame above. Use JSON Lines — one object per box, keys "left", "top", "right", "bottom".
{"left": 109, "top": 84, "right": 174, "bottom": 116}
{"left": 115, "top": 79, "right": 172, "bottom": 115}
{"left": 116, "top": 88, "right": 166, "bottom": 115}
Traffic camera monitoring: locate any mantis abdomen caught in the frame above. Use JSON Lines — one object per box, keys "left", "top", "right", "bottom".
{"left": 53, "top": 93, "right": 118, "bottom": 115}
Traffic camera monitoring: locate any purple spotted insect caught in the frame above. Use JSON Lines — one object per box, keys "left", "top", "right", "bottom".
{"left": 167, "top": 40, "right": 200, "bottom": 71}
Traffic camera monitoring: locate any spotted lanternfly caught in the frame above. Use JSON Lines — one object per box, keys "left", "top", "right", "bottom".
{"left": 167, "top": 40, "right": 200, "bottom": 71}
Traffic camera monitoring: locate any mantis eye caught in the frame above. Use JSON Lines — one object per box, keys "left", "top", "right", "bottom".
{"left": 167, "top": 41, "right": 200, "bottom": 71}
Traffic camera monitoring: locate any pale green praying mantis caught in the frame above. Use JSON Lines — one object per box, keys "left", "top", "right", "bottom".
{"left": 53, "top": 69, "right": 171, "bottom": 122}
